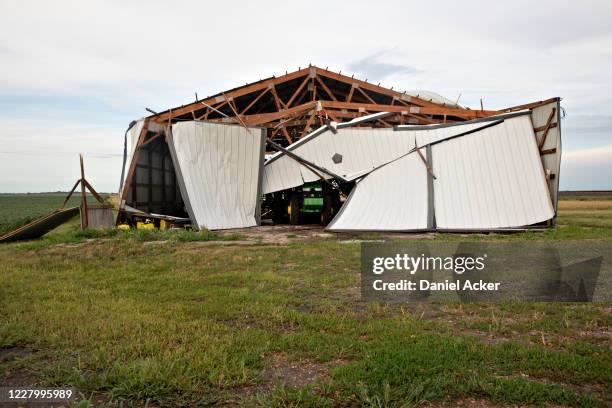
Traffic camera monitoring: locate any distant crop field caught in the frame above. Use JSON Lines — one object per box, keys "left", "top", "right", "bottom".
{"left": 559, "top": 192, "right": 612, "bottom": 201}
{"left": 0, "top": 193, "right": 104, "bottom": 236}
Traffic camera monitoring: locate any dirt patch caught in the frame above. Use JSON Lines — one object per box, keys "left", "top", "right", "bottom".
{"left": 142, "top": 240, "right": 169, "bottom": 245}
{"left": 424, "top": 398, "right": 505, "bottom": 407}
{"left": 52, "top": 243, "right": 85, "bottom": 249}
{"left": 1, "top": 368, "right": 41, "bottom": 387}
{"left": 338, "top": 231, "right": 437, "bottom": 242}
{"left": 0, "top": 346, "right": 30, "bottom": 362}
{"left": 0, "top": 346, "right": 42, "bottom": 387}
{"left": 217, "top": 225, "right": 326, "bottom": 245}
{"left": 215, "top": 224, "right": 436, "bottom": 245}
{"left": 235, "top": 352, "right": 347, "bottom": 398}
{"left": 182, "top": 240, "right": 256, "bottom": 250}
{"left": 262, "top": 352, "right": 338, "bottom": 388}
{"left": 459, "top": 329, "right": 510, "bottom": 345}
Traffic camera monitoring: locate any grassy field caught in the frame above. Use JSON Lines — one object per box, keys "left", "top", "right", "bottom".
{"left": 0, "top": 195, "right": 610, "bottom": 407}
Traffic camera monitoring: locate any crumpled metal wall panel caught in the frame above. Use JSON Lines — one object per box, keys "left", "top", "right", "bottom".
{"left": 432, "top": 114, "right": 554, "bottom": 229}
{"left": 326, "top": 153, "right": 429, "bottom": 231}
{"left": 168, "top": 121, "right": 265, "bottom": 230}
{"left": 327, "top": 114, "right": 555, "bottom": 231}
{"left": 263, "top": 127, "right": 414, "bottom": 194}
{"left": 262, "top": 114, "right": 508, "bottom": 195}
{"left": 261, "top": 150, "right": 304, "bottom": 194}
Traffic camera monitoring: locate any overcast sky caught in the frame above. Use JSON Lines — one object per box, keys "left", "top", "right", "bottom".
{"left": 0, "top": 0, "right": 611, "bottom": 192}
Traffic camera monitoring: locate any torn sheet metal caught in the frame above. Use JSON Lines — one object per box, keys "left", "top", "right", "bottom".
{"left": 263, "top": 111, "right": 532, "bottom": 195}
{"left": 327, "top": 113, "right": 554, "bottom": 231}
{"left": 263, "top": 112, "right": 411, "bottom": 194}
{"left": 326, "top": 153, "right": 430, "bottom": 231}
{"left": 394, "top": 110, "right": 533, "bottom": 146}
{"left": 400, "top": 105, "right": 561, "bottom": 215}
{"left": 167, "top": 121, "right": 265, "bottom": 230}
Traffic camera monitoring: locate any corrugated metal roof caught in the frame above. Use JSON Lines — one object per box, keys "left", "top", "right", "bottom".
{"left": 327, "top": 114, "right": 554, "bottom": 231}
{"left": 405, "top": 90, "right": 462, "bottom": 108}
{"left": 168, "top": 121, "right": 265, "bottom": 230}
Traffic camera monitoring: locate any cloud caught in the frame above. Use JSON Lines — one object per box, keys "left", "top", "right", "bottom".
{"left": 0, "top": 0, "right": 611, "bottom": 191}
{"left": 437, "top": 1, "right": 612, "bottom": 48}
{"left": 346, "top": 51, "right": 422, "bottom": 82}
{"left": 563, "top": 145, "right": 612, "bottom": 166}
{"left": 560, "top": 113, "right": 612, "bottom": 149}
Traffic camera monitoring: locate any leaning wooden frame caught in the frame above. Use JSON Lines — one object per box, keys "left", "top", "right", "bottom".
{"left": 62, "top": 154, "right": 112, "bottom": 229}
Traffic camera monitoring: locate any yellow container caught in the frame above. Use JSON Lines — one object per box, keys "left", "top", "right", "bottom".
{"left": 136, "top": 221, "right": 155, "bottom": 230}
{"left": 117, "top": 223, "right": 130, "bottom": 231}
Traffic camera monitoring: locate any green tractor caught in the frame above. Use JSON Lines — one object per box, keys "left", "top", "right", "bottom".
{"left": 271, "top": 181, "right": 341, "bottom": 225}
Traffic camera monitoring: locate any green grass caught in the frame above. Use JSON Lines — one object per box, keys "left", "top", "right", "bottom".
{"left": 10, "top": 223, "right": 244, "bottom": 250}
{"left": 0, "top": 195, "right": 610, "bottom": 406}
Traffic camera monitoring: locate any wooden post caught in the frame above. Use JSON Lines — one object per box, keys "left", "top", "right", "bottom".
{"left": 161, "top": 143, "right": 166, "bottom": 214}
{"left": 147, "top": 145, "right": 153, "bottom": 213}
{"left": 120, "top": 119, "right": 150, "bottom": 204}
{"left": 80, "top": 154, "right": 88, "bottom": 228}
{"left": 60, "top": 179, "right": 81, "bottom": 210}
{"left": 537, "top": 108, "right": 557, "bottom": 151}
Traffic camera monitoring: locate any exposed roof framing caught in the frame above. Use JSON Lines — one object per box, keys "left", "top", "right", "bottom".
{"left": 140, "top": 66, "right": 561, "bottom": 151}
{"left": 145, "top": 65, "right": 505, "bottom": 146}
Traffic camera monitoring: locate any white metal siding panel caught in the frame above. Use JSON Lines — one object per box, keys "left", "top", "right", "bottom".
{"left": 296, "top": 127, "right": 407, "bottom": 179}
{"left": 432, "top": 115, "right": 554, "bottom": 229}
{"left": 262, "top": 154, "right": 304, "bottom": 193}
{"left": 168, "top": 121, "right": 264, "bottom": 230}
{"left": 327, "top": 153, "right": 429, "bottom": 231}
{"left": 414, "top": 122, "right": 485, "bottom": 146}
{"left": 263, "top": 127, "right": 415, "bottom": 193}
{"left": 328, "top": 114, "right": 554, "bottom": 232}
{"left": 530, "top": 101, "right": 561, "bottom": 210}
{"left": 263, "top": 119, "right": 503, "bottom": 195}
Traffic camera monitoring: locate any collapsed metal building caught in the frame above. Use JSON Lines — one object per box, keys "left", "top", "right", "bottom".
{"left": 119, "top": 66, "right": 562, "bottom": 231}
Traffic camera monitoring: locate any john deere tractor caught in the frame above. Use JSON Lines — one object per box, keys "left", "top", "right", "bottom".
{"left": 268, "top": 181, "right": 341, "bottom": 225}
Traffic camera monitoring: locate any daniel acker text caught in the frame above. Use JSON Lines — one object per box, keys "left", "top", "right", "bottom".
{"left": 370, "top": 253, "right": 501, "bottom": 292}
